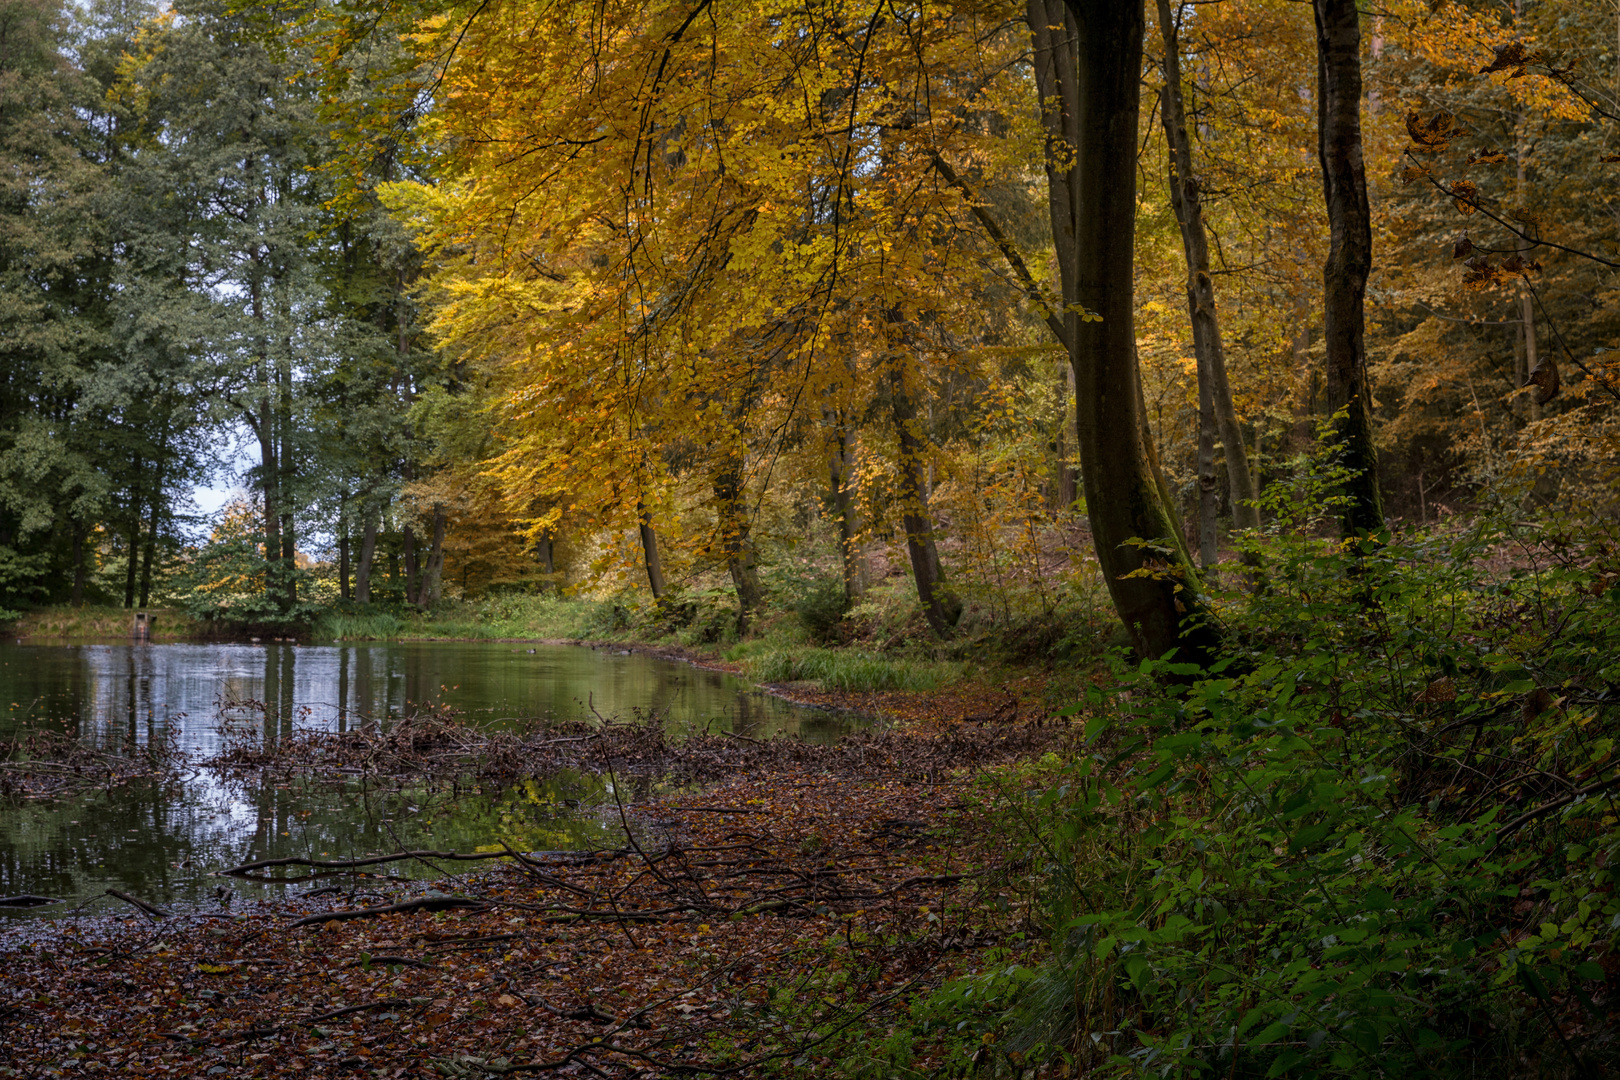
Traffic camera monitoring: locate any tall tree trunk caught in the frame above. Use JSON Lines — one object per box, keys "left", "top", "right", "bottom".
{"left": 1314, "top": 0, "right": 1385, "bottom": 536}
{"left": 124, "top": 464, "right": 143, "bottom": 609}
{"left": 890, "top": 352, "right": 961, "bottom": 638}
{"left": 535, "top": 527, "right": 556, "bottom": 590}
{"left": 356, "top": 507, "right": 378, "bottom": 603}
{"left": 637, "top": 499, "right": 666, "bottom": 600}
{"left": 338, "top": 490, "right": 350, "bottom": 601}
{"left": 421, "top": 505, "right": 447, "bottom": 605}
{"left": 71, "top": 524, "right": 86, "bottom": 607}
{"left": 1515, "top": 106, "right": 1552, "bottom": 416}
{"left": 1055, "top": 366, "right": 1078, "bottom": 513}
{"left": 714, "top": 451, "right": 763, "bottom": 634}
{"left": 1197, "top": 371, "right": 1219, "bottom": 570}
{"left": 828, "top": 412, "right": 865, "bottom": 606}
{"left": 1054, "top": 0, "right": 1212, "bottom": 661}
{"left": 138, "top": 499, "right": 159, "bottom": 608}
{"left": 402, "top": 524, "right": 418, "bottom": 605}
{"left": 1156, "top": 0, "right": 1262, "bottom": 533}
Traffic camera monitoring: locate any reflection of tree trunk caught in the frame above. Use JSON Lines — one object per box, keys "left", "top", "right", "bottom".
{"left": 1314, "top": 0, "right": 1384, "bottom": 536}
{"left": 355, "top": 507, "right": 378, "bottom": 603}
{"left": 714, "top": 453, "right": 763, "bottom": 634}
{"left": 421, "top": 505, "right": 447, "bottom": 605}
{"left": 637, "top": 500, "right": 666, "bottom": 600}
{"left": 1050, "top": 0, "right": 1212, "bottom": 661}
{"left": 890, "top": 352, "right": 961, "bottom": 638}
{"left": 1157, "top": 0, "right": 1261, "bottom": 534}
{"left": 828, "top": 414, "right": 865, "bottom": 606}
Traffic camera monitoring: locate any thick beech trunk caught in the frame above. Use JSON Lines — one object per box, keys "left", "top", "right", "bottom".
{"left": 1053, "top": 0, "right": 1212, "bottom": 661}
{"left": 1156, "top": 0, "right": 1261, "bottom": 535}
{"left": 1314, "top": 0, "right": 1384, "bottom": 536}
{"left": 355, "top": 509, "right": 378, "bottom": 603}
{"left": 890, "top": 353, "right": 961, "bottom": 638}
{"left": 421, "top": 505, "right": 447, "bottom": 605}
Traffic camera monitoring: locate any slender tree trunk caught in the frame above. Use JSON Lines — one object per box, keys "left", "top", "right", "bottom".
{"left": 421, "top": 505, "right": 447, "bottom": 605}
{"left": 338, "top": 490, "right": 350, "bottom": 601}
{"left": 356, "top": 507, "right": 378, "bottom": 604}
{"left": 536, "top": 527, "right": 556, "bottom": 590}
{"left": 1156, "top": 0, "right": 1261, "bottom": 533}
{"left": 124, "top": 465, "right": 143, "bottom": 609}
{"left": 890, "top": 351, "right": 961, "bottom": 637}
{"left": 1314, "top": 0, "right": 1384, "bottom": 536}
{"left": 1197, "top": 372, "right": 1219, "bottom": 570}
{"left": 1055, "top": 366, "right": 1078, "bottom": 513}
{"left": 1054, "top": 0, "right": 1212, "bottom": 661}
{"left": 637, "top": 499, "right": 666, "bottom": 600}
{"left": 1514, "top": 107, "right": 1552, "bottom": 415}
{"left": 714, "top": 451, "right": 763, "bottom": 634}
{"left": 402, "top": 524, "right": 418, "bottom": 605}
{"left": 828, "top": 413, "right": 865, "bottom": 606}
{"left": 138, "top": 499, "right": 159, "bottom": 608}
{"left": 71, "top": 525, "right": 86, "bottom": 607}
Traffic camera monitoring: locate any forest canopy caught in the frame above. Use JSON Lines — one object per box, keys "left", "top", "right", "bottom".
{"left": 0, "top": 0, "right": 1614, "bottom": 648}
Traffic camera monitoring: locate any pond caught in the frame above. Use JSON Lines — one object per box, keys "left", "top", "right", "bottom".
{"left": 0, "top": 640, "right": 851, "bottom": 916}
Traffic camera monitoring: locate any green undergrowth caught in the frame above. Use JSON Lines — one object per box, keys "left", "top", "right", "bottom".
{"left": 4, "top": 604, "right": 206, "bottom": 641}
{"left": 729, "top": 643, "right": 967, "bottom": 693}
{"left": 776, "top": 505, "right": 1620, "bottom": 1078}
{"left": 313, "top": 594, "right": 612, "bottom": 642}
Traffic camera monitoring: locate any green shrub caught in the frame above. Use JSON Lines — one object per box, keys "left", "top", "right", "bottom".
{"left": 948, "top": 514, "right": 1620, "bottom": 1078}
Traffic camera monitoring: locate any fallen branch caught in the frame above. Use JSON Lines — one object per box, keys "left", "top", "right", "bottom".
{"left": 220, "top": 849, "right": 525, "bottom": 879}
{"left": 286, "top": 895, "right": 484, "bottom": 929}
{"left": 105, "top": 888, "right": 170, "bottom": 919}
{"left": 0, "top": 894, "right": 62, "bottom": 908}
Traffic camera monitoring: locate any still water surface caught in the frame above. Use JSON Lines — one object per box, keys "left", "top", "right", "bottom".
{"left": 0, "top": 641, "right": 847, "bottom": 914}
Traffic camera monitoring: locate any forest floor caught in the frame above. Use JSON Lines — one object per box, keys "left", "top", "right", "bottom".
{"left": 0, "top": 712, "right": 1068, "bottom": 1079}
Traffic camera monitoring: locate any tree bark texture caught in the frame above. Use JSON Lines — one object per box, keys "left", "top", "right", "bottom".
{"left": 355, "top": 507, "right": 378, "bottom": 604}
{"left": 889, "top": 352, "right": 961, "bottom": 638}
{"left": 1314, "top": 0, "right": 1385, "bottom": 536}
{"left": 1156, "top": 0, "right": 1261, "bottom": 533}
{"left": 1058, "top": 0, "right": 1212, "bottom": 661}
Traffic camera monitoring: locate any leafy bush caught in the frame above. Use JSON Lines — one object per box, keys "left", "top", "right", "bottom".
{"left": 172, "top": 539, "right": 320, "bottom": 629}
